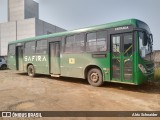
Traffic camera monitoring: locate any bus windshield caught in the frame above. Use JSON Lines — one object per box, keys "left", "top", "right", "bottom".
{"left": 139, "top": 31, "right": 153, "bottom": 61}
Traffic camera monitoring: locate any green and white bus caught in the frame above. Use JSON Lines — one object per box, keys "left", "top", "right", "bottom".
{"left": 7, "top": 19, "right": 154, "bottom": 86}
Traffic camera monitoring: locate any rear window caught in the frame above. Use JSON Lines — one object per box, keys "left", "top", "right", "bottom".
{"left": 8, "top": 44, "right": 15, "bottom": 56}
{"left": 25, "top": 41, "right": 36, "bottom": 55}
{"left": 36, "top": 40, "right": 48, "bottom": 54}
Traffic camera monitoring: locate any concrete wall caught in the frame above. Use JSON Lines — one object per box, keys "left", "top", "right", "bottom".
{"left": 24, "top": 0, "right": 39, "bottom": 19}
{"left": 0, "top": 19, "right": 66, "bottom": 56}
{"left": 36, "top": 19, "right": 56, "bottom": 36}
{"left": 17, "top": 18, "right": 36, "bottom": 40}
{"left": 8, "top": 0, "right": 25, "bottom": 21}
{"left": 0, "top": 22, "right": 17, "bottom": 56}
{"left": 36, "top": 19, "right": 66, "bottom": 36}
{"left": 17, "top": 18, "right": 66, "bottom": 40}
{"left": 8, "top": 0, "right": 39, "bottom": 21}
{"left": 55, "top": 27, "right": 66, "bottom": 33}
{"left": 0, "top": 0, "right": 66, "bottom": 56}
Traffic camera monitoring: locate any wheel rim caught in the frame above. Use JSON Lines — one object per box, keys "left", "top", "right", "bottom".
{"left": 90, "top": 72, "right": 99, "bottom": 83}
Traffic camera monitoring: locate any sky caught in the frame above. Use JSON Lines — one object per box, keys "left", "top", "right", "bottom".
{"left": 0, "top": 0, "right": 160, "bottom": 50}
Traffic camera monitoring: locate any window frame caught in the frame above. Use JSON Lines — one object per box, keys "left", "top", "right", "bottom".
{"left": 8, "top": 44, "right": 16, "bottom": 56}
{"left": 111, "top": 32, "right": 134, "bottom": 55}
{"left": 86, "top": 30, "right": 108, "bottom": 53}
{"left": 24, "top": 41, "right": 36, "bottom": 55}
{"left": 64, "top": 33, "right": 85, "bottom": 53}
{"left": 36, "top": 39, "right": 48, "bottom": 55}
{"left": 138, "top": 31, "right": 152, "bottom": 59}
{"left": 112, "top": 34, "right": 121, "bottom": 56}
{"left": 122, "top": 32, "right": 134, "bottom": 56}
{"left": 64, "top": 35, "right": 75, "bottom": 53}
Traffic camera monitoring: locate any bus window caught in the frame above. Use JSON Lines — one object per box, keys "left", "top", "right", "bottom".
{"left": 112, "top": 36, "right": 120, "bottom": 56}
{"left": 86, "top": 32, "right": 97, "bottom": 52}
{"left": 124, "top": 34, "right": 133, "bottom": 56}
{"left": 65, "top": 36, "right": 74, "bottom": 53}
{"left": 36, "top": 40, "right": 47, "bottom": 54}
{"left": 74, "top": 34, "right": 85, "bottom": 52}
{"left": 86, "top": 31, "right": 107, "bottom": 52}
{"left": 25, "top": 41, "right": 35, "bottom": 55}
{"left": 139, "top": 32, "right": 151, "bottom": 59}
{"left": 97, "top": 31, "right": 107, "bottom": 51}
{"left": 65, "top": 34, "right": 85, "bottom": 53}
{"left": 8, "top": 44, "right": 15, "bottom": 56}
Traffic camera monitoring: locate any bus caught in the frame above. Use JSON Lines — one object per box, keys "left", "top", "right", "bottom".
{"left": 7, "top": 19, "right": 154, "bottom": 87}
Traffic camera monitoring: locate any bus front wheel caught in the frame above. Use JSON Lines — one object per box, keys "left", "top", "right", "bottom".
{"left": 87, "top": 68, "right": 104, "bottom": 87}
{"left": 27, "top": 65, "right": 35, "bottom": 77}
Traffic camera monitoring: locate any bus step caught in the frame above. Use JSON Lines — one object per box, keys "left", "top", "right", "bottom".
{"left": 50, "top": 74, "right": 60, "bottom": 77}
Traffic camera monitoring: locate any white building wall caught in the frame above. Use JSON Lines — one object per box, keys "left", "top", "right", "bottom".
{"left": 8, "top": 0, "right": 25, "bottom": 21}
{"left": 17, "top": 18, "right": 36, "bottom": 40}
{"left": 0, "top": 0, "right": 66, "bottom": 56}
{"left": 0, "top": 22, "right": 17, "bottom": 56}
{"left": 8, "top": 0, "right": 39, "bottom": 21}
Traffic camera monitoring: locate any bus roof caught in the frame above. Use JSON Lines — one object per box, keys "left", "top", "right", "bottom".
{"left": 8, "top": 18, "right": 144, "bottom": 44}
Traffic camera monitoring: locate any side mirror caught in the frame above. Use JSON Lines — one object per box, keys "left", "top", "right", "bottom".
{"left": 141, "top": 47, "right": 146, "bottom": 58}
{"left": 149, "top": 34, "right": 153, "bottom": 45}
{"left": 143, "top": 33, "right": 148, "bottom": 46}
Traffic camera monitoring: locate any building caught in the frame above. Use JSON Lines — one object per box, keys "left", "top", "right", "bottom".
{"left": 153, "top": 50, "right": 160, "bottom": 68}
{"left": 0, "top": 0, "right": 66, "bottom": 56}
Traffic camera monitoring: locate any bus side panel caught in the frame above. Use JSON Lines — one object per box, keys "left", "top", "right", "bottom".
{"left": 60, "top": 53, "right": 84, "bottom": 78}
{"left": 7, "top": 55, "right": 17, "bottom": 70}
{"left": 103, "top": 52, "right": 111, "bottom": 81}
{"left": 90, "top": 52, "right": 110, "bottom": 82}
{"left": 23, "top": 55, "right": 49, "bottom": 74}
{"left": 60, "top": 53, "right": 110, "bottom": 81}
{"left": 34, "top": 55, "right": 49, "bottom": 74}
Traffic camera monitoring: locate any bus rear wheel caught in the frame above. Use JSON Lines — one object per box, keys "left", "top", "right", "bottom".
{"left": 87, "top": 68, "right": 104, "bottom": 87}
{"left": 27, "top": 65, "right": 35, "bottom": 77}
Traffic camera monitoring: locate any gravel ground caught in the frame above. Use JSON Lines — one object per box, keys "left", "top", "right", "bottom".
{"left": 0, "top": 70, "right": 159, "bottom": 120}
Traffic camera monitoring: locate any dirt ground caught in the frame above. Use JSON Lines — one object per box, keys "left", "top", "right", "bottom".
{"left": 0, "top": 70, "right": 160, "bottom": 120}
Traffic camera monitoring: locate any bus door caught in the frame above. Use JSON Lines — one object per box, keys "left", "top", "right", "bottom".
{"left": 16, "top": 46, "right": 23, "bottom": 71}
{"left": 49, "top": 42, "right": 60, "bottom": 75}
{"left": 111, "top": 33, "right": 133, "bottom": 83}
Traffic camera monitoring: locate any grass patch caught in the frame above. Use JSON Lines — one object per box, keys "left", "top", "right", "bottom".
{"left": 154, "top": 68, "right": 160, "bottom": 81}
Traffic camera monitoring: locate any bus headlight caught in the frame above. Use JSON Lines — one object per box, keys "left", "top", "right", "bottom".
{"left": 138, "top": 64, "right": 147, "bottom": 74}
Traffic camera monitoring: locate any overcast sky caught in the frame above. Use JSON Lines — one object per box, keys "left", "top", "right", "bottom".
{"left": 0, "top": 0, "right": 160, "bottom": 50}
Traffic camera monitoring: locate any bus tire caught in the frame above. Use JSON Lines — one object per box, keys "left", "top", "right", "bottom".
{"left": 87, "top": 68, "right": 104, "bottom": 87}
{"left": 27, "top": 65, "right": 35, "bottom": 77}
